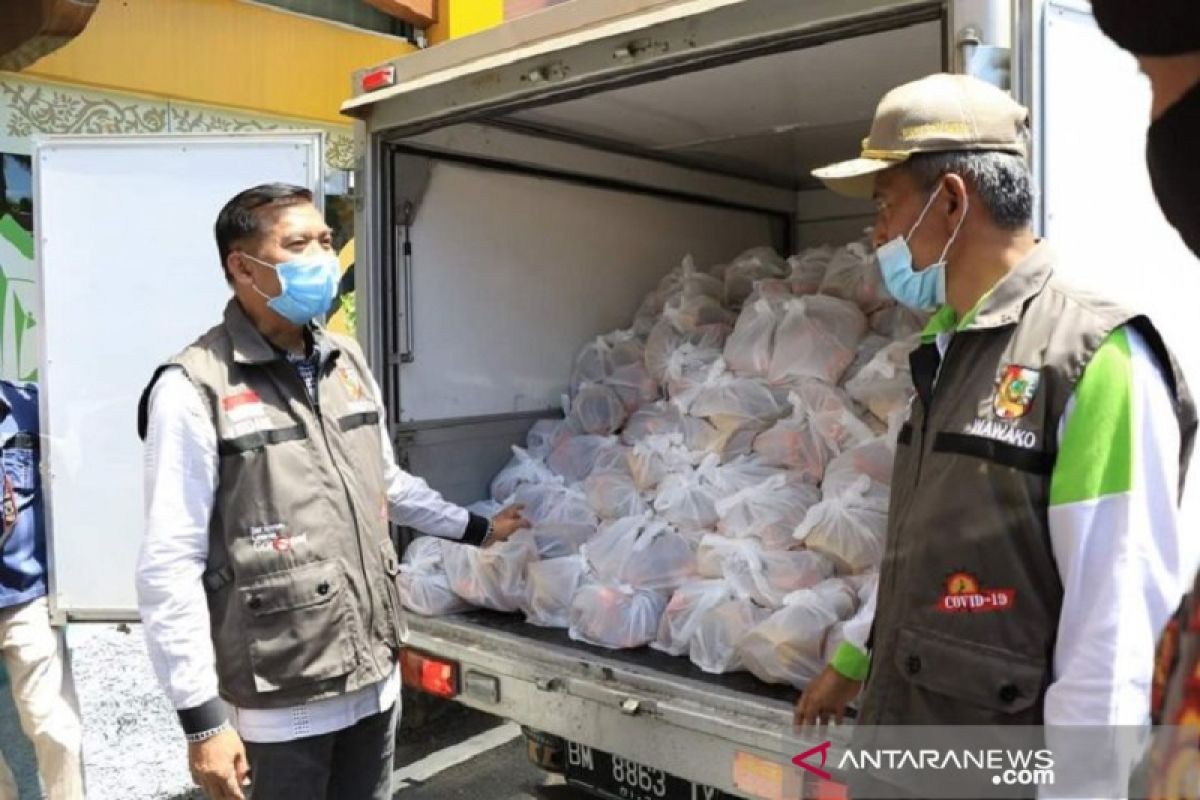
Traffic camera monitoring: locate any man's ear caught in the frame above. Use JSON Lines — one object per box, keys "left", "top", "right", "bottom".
{"left": 227, "top": 251, "right": 253, "bottom": 285}
{"left": 942, "top": 173, "right": 970, "bottom": 219}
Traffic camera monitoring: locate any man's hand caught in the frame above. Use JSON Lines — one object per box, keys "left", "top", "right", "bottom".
{"left": 794, "top": 665, "right": 863, "bottom": 727}
{"left": 188, "top": 727, "right": 250, "bottom": 799}
{"left": 487, "top": 504, "right": 530, "bottom": 544}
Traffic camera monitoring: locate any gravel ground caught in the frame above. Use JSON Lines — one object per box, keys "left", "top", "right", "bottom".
{"left": 68, "top": 623, "right": 198, "bottom": 800}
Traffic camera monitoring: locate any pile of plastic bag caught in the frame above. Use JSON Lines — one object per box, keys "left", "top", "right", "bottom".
{"left": 398, "top": 238, "right": 926, "bottom": 687}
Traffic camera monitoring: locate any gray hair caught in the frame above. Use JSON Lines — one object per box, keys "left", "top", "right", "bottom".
{"left": 902, "top": 150, "right": 1034, "bottom": 230}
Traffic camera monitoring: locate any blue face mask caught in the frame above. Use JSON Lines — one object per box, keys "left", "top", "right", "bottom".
{"left": 244, "top": 252, "right": 340, "bottom": 326}
{"left": 876, "top": 185, "right": 969, "bottom": 311}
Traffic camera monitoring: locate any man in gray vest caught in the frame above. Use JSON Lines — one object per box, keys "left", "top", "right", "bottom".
{"left": 135, "top": 184, "right": 528, "bottom": 800}
{"left": 794, "top": 74, "right": 1196, "bottom": 791}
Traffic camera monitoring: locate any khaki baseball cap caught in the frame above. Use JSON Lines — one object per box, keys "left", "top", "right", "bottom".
{"left": 813, "top": 73, "right": 1030, "bottom": 197}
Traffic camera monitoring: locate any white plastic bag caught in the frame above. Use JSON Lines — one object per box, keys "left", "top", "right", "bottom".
{"left": 721, "top": 544, "right": 837, "bottom": 608}
{"left": 664, "top": 342, "right": 724, "bottom": 400}
{"left": 652, "top": 579, "right": 734, "bottom": 656}
{"left": 696, "top": 533, "right": 749, "bottom": 578}
{"left": 523, "top": 555, "right": 588, "bottom": 628}
{"left": 490, "top": 446, "right": 557, "bottom": 502}
{"left": 584, "top": 470, "right": 648, "bottom": 520}
{"left": 582, "top": 514, "right": 698, "bottom": 591}
{"left": 724, "top": 298, "right": 781, "bottom": 377}
{"left": 645, "top": 316, "right": 727, "bottom": 382}
{"left": 678, "top": 362, "right": 788, "bottom": 423}
{"left": 622, "top": 402, "right": 684, "bottom": 445}
{"left": 788, "top": 247, "right": 835, "bottom": 295}
{"left": 569, "top": 582, "right": 669, "bottom": 649}
{"left": 795, "top": 478, "right": 889, "bottom": 573}
{"left": 738, "top": 578, "right": 859, "bottom": 688}
{"left": 842, "top": 333, "right": 890, "bottom": 388}
{"left": 751, "top": 385, "right": 874, "bottom": 482}
{"left": 511, "top": 482, "right": 599, "bottom": 528}
{"left": 689, "top": 597, "right": 772, "bottom": 674}
{"left": 570, "top": 336, "right": 613, "bottom": 396}
{"left": 526, "top": 419, "right": 565, "bottom": 460}
{"left": 627, "top": 433, "right": 694, "bottom": 491}
{"left": 844, "top": 337, "right": 917, "bottom": 426}
{"left": 724, "top": 247, "right": 789, "bottom": 307}
{"left": 569, "top": 383, "right": 629, "bottom": 436}
{"left": 819, "top": 242, "right": 892, "bottom": 314}
{"left": 653, "top": 456, "right": 726, "bottom": 531}
{"left": 821, "top": 436, "right": 895, "bottom": 504}
{"left": 870, "top": 305, "right": 928, "bottom": 340}
{"left": 442, "top": 537, "right": 540, "bottom": 613}
{"left": 547, "top": 434, "right": 623, "bottom": 484}
{"left": 767, "top": 295, "right": 867, "bottom": 386}
{"left": 397, "top": 537, "right": 473, "bottom": 616}
{"left": 714, "top": 472, "right": 821, "bottom": 549}
{"left": 522, "top": 523, "right": 597, "bottom": 559}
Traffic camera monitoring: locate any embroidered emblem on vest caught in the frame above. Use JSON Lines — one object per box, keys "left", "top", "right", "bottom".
{"left": 994, "top": 365, "right": 1041, "bottom": 420}
{"left": 936, "top": 571, "right": 1015, "bottom": 613}
{"left": 337, "top": 365, "right": 365, "bottom": 401}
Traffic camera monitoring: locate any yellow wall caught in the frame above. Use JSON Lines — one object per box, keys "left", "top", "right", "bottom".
{"left": 428, "top": 0, "right": 504, "bottom": 44}
{"left": 23, "top": 0, "right": 414, "bottom": 125}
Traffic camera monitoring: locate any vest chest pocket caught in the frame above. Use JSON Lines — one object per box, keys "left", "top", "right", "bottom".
{"left": 239, "top": 560, "right": 357, "bottom": 693}
{"left": 893, "top": 625, "right": 1047, "bottom": 721}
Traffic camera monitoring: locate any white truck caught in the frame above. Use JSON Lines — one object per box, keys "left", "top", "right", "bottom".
{"left": 337, "top": 1, "right": 1200, "bottom": 798}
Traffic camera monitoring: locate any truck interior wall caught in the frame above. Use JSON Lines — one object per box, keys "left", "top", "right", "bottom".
{"left": 394, "top": 159, "right": 786, "bottom": 505}
{"left": 795, "top": 188, "right": 876, "bottom": 249}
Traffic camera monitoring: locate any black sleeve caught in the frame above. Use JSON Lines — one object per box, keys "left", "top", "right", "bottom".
{"left": 462, "top": 512, "right": 490, "bottom": 547}
{"left": 178, "top": 697, "right": 229, "bottom": 736}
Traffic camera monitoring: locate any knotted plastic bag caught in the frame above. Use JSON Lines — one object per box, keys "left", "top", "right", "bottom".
{"left": 652, "top": 579, "right": 735, "bottom": 656}
{"left": 724, "top": 247, "right": 789, "bottom": 308}
{"left": 751, "top": 385, "right": 874, "bottom": 482}
{"left": 547, "top": 434, "right": 624, "bottom": 484}
{"left": 582, "top": 513, "right": 698, "bottom": 591}
{"left": 844, "top": 337, "right": 918, "bottom": 427}
{"left": 442, "top": 536, "right": 540, "bottom": 613}
{"left": 523, "top": 555, "right": 589, "bottom": 628}
{"left": 627, "top": 433, "right": 695, "bottom": 492}
{"left": 767, "top": 295, "right": 867, "bottom": 386}
{"left": 737, "top": 578, "right": 859, "bottom": 688}
{"left": 397, "top": 536, "right": 473, "bottom": 616}
{"left": 689, "top": 597, "right": 772, "bottom": 674}
{"left": 569, "top": 383, "right": 628, "bottom": 436}
{"left": 788, "top": 246, "right": 835, "bottom": 295}
{"left": 794, "top": 477, "right": 889, "bottom": 573}
{"left": 724, "top": 298, "right": 783, "bottom": 377}
{"left": 584, "top": 469, "right": 649, "bottom": 520}
{"left": 714, "top": 472, "right": 821, "bottom": 549}
{"left": 491, "top": 446, "right": 557, "bottom": 503}
{"left": 819, "top": 241, "right": 892, "bottom": 314}
{"left": 568, "top": 582, "right": 669, "bottom": 650}
{"left": 511, "top": 482, "right": 599, "bottom": 529}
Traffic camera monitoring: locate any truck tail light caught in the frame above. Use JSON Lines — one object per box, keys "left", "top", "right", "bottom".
{"left": 400, "top": 648, "right": 459, "bottom": 698}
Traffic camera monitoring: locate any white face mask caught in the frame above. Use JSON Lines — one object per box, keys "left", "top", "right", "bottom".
{"left": 875, "top": 185, "right": 969, "bottom": 311}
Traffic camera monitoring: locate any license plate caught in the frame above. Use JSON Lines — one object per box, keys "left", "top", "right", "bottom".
{"left": 564, "top": 741, "right": 735, "bottom": 800}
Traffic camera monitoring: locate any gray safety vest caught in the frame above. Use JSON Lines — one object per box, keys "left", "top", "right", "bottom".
{"left": 861, "top": 242, "right": 1196, "bottom": 727}
{"left": 138, "top": 300, "right": 405, "bottom": 710}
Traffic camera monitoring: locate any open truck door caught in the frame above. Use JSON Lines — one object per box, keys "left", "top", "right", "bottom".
{"left": 32, "top": 132, "right": 324, "bottom": 622}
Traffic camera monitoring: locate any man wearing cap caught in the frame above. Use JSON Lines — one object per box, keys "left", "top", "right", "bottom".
{"left": 794, "top": 72, "right": 1195, "bottom": 789}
